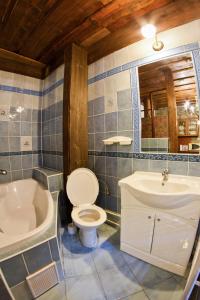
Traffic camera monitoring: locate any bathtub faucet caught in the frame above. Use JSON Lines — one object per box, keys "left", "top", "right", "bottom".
{"left": 0, "top": 169, "right": 7, "bottom": 175}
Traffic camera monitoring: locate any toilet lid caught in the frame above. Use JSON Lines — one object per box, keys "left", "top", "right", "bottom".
{"left": 66, "top": 168, "right": 99, "bottom": 207}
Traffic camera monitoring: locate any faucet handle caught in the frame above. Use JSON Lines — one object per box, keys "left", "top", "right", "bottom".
{"left": 162, "top": 168, "right": 168, "bottom": 175}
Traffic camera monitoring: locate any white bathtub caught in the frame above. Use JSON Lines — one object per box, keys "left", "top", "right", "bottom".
{"left": 0, "top": 179, "right": 54, "bottom": 250}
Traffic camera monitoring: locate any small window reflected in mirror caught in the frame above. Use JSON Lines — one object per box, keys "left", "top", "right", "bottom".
{"left": 138, "top": 53, "right": 199, "bottom": 154}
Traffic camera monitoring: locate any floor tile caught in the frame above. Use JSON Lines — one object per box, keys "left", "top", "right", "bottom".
{"left": 126, "top": 256, "right": 172, "bottom": 288}
{"left": 144, "top": 277, "right": 184, "bottom": 300}
{"left": 173, "top": 274, "right": 187, "bottom": 289}
{"left": 37, "top": 281, "right": 66, "bottom": 300}
{"left": 63, "top": 252, "right": 96, "bottom": 277}
{"left": 66, "top": 273, "right": 106, "bottom": 300}
{"left": 98, "top": 264, "right": 143, "bottom": 300}
{"left": 92, "top": 244, "right": 126, "bottom": 273}
{"left": 122, "top": 290, "right": 149, "bottom": 300}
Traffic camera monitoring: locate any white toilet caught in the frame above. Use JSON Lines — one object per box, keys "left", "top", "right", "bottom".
{"left": 66, "top": 168, "right": 107, "bottom": 248}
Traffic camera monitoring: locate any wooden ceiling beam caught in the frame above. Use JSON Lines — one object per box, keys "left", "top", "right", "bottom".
{"left": 0, "top": 48, "right": 46, "bottom": 79}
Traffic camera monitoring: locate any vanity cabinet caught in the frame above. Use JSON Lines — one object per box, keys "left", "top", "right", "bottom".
{"left": 121, "top": 206, "right": 198, "bottom": 275}
{"left": 121, "top": 208, "right": 155, "bottom": 253}
{"left": 151, "top": 212, "right": 197, "bottom": 266}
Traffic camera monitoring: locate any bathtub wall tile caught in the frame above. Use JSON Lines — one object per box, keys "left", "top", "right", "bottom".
{"left": 49, "top": 238, "right": 60, "bottom": 262}
{"left": 11, "top": 281, "right": 32, "bottom": 300}
{"left": 42, "top": 66, "right": 64, "bottom": 171}
{"left": 0, "top": 255, "right": 28, "bottom": 287}
{"left": 23, "top": 242, "right": 52, "bottom": 274}
{"left": 32, "top": 168, "right": 48, "bottom": 188}
{"left": 48, "top": 174, "right": 63, "bottom": 192}
{"left": 0, "top": 276, "right": 13, "bottom": 300}
{"left": 0, "top": 71, "right": 42, "bottom": 182}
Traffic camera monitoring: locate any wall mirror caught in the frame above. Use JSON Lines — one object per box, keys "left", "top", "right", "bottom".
{"left": 138, "top": 53, "right": 200, "bottom": 154}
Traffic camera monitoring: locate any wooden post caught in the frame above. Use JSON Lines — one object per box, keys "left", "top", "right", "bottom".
{"left": 162, "top": 67, "right": 178, "bottom": 153}
{"left": 63, "top": 43, "right": 88, "bottom": 188}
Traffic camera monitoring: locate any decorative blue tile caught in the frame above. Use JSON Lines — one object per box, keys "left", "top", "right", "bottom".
{"left": 93, "top": 96, "right": 105, "bottom": 115}
{"left": 0, "top": 255, "right": 28, "bottom": 287}
{"left": 23, "top": 242, "right": 52, "bottom": 274}
{"left": 105, "top": 112, "right": 117, "bottom": 132}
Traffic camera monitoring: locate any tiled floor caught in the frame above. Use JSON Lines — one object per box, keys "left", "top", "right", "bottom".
{"left": 38, "top": 224, "right": 187, "bottom": 300}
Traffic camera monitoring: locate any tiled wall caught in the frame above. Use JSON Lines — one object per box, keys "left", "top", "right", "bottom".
{"left": 0, "top": 65, "right": 64, "bottom": 183}
{"left": 42, "top": 65, "right": 64, "bottom": 171}
{"left": 87, "top": 20, "right": 200, "bottom": 220}
{"left": 0, "top": 71, "right": 42, "bottom": 183}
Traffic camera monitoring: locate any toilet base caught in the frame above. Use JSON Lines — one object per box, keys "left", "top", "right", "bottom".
{"left": 79, "top": 228, "right": 98, "bottom": 248}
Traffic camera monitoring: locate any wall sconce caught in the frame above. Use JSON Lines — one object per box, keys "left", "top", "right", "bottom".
{"left": 141, "top": 24, "right": 164, "bottom": 51}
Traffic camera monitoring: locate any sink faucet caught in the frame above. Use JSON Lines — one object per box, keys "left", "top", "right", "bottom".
{"left": 162, "top": 168, "right": 168, "bottom": 185}
{"left": 0, "top": 169, "right": 7, "bottom": 175}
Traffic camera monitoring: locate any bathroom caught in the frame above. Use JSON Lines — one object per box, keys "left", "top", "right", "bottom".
{"left": 0, "top": 1, "right": 200, "bottom": 299}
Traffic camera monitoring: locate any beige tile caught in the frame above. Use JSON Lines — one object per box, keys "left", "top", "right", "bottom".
{"left": 103, "top": 53, "right": 116, "bottom": 72}
{"left": 113, "top": 70, "right": 131, "bottom": 92}
{"left": 88, "top": 63, "right": 95, "bottom": 79}
{"left": 0, "top": 70, "right": 14, "bottom": 85}
{"left": 94, "top": 58, "right": 104, "bottom": 75}
{"left": 104, "top": 76, "right": 117, "bottom": 113}
{"left": 0, "top": 91, "right": 12, "bottom": 106}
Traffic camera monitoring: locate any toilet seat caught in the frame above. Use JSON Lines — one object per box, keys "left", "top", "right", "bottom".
{"left": 72, "top": 205, "right": 107, "bottom": 228}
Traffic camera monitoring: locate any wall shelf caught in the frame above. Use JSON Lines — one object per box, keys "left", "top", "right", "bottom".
{"left": 102, "top": 136, "right": 132, "bottom": 146}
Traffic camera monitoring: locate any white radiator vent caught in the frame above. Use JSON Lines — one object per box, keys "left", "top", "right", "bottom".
{"left": 26, "top": 262, "right": 59, "bottom": 298}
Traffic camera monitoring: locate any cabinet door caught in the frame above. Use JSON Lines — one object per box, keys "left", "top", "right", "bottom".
{"left": 151, "top": 212, "right": 197, "bottom": 266}
{"left": 121, "top": 208, "right": 155, "bottom": 253}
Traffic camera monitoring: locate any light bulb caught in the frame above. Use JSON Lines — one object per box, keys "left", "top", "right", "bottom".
{"left": 141, "top": 24, "right": 156, "bottom": 38}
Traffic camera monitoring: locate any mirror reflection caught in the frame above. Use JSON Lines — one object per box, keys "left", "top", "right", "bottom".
{"left": 139, "top": 53, "right": 199, "bottom": 154}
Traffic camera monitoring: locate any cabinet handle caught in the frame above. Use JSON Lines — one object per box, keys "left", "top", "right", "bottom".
{"left": 157, "top": 218, "right": 161, "bottom": 222}
{"left": 148, "top": 216, "right": 151, "bottom": 219}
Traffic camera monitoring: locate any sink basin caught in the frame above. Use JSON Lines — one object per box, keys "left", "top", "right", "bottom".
{"left": 119, "top": 171, "right": 200, "bottom": 209}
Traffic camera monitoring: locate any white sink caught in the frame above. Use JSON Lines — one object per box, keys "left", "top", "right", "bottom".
{"left": 119, "top": 171, "right": 200, "bottom": 209}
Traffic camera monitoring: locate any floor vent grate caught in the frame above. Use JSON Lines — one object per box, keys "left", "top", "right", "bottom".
{"left": 26, "top": 262, "right": 59, "bottom": 298}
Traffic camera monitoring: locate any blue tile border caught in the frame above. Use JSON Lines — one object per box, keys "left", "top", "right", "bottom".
{"left": 0, "top": 150, "right": 42, "bottom": 157}
{"left": 0, "top": 78, "right": 64, "bottom": 97}
{"left": 0, "top": 84, "right": 42, "bottom": 96}
{"left": 88, "top": 150, "right": 200, "bottom": 162}
{"left": 42, "top": 78, "right": 64, "bottom": 96}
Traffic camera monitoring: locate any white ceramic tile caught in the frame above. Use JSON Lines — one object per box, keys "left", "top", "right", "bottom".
{"left": 0, "top": 70, "right": 14, "bottom": 85}
{"left": 20, "top": 136, "right": 32, "bottom": 151}
{"left": 113, "top": 70, "right": 131, "bottom": 92}
{"left": 88, "top": 63, "right": 95, "bottom": 79}
{"left": 0, "top": 91, "right": 12, "bottom": 106}
{"left": 56, "top": 64, "right": 64, "bottom": 81}
{"left": 104, "top": 53, "right": 116, "bottom": 72}
{"left": 11, "top": 92, "right": 24, "bottom": 108}
{"left": 104, "top": 76, "right": 117, "bottom": 113}
{"left": 94, "top": 58, "right": 104, "bottom": 75}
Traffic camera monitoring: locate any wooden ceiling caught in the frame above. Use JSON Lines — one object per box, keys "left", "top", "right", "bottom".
{"left": 139, "top": 53, "right": 198, "bottom": 110}
{"left": 0, "top": 0, "right": 200, "bottom": 78}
